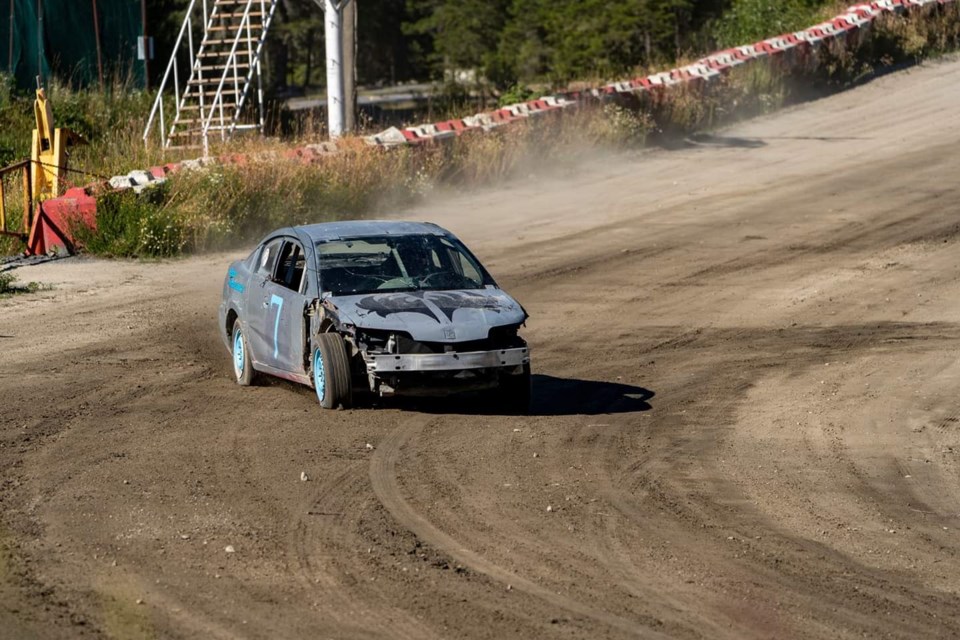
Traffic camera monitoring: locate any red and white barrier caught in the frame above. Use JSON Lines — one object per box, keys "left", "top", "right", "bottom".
{"left": 362, "top": 0, "right": 955, "bottom": 146}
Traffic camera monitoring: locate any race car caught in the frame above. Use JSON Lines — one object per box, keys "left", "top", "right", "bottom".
{"left": 218, "top": 221, "right": 531, "bottom": 411}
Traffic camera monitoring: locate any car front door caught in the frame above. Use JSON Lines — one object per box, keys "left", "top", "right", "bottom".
{"left": 252, "top": 239, "right": 309, "bottom": 374}
{"left": 244, "top": 238, "right": 282, "bottom": 364}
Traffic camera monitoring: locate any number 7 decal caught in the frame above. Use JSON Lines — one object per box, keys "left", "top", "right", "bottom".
{"left": 269, "top": 294, "right": 284, "bottom": 359}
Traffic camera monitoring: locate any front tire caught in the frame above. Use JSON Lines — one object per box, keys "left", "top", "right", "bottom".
{"left": 313, "top": 333, "right": 353, "bottom": 410}
{"left": 232, "top": 319, "right": 257, "bottom": 386}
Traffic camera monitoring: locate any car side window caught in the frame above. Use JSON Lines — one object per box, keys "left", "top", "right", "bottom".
{"left": 456, "top": 253, "right": 483, "bottom": 286}
{"left": 257, "top": 239, "right": 282, "bottom": 277}
{"left": 275, "top": 240, "right": 306, "bottom": 293}
{"left": 440, "top": 239, "right": 483, "bottom": 287}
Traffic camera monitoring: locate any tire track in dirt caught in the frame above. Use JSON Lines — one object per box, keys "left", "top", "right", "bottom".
{"left": 365, "top": 169, "right": 960, "bottom": 637}
{"left": 591, "top": 370, "right": 785, "bottom": 635}
{"left": 587, "top": 340, "right": 960, "bottom": 638}
{"left": 369, "top": 414, "right": 671, "bottom": 638}
{"left": 5, "top": 57, "right": 960, "bottom": 639}
{"left": 288, "top": 462, "right": 442, "bottom": 640}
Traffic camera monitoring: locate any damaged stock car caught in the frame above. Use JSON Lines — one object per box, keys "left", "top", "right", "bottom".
{"left": 218, "top": 221, "right": 531, "bottom": 411}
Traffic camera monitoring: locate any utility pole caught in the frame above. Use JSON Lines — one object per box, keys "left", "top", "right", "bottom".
{"left": 343, "top": 0, "right": 356, "bottom": 133}
{"left": 314, "top": 0, "right": 353, "bottom": 139}
{"left": 92, "top": 0, "right": 104, "bottom": 90}
{"left": 36, "top": 0, "right": 42, "bottom": 84}
{"left": 8, "top": 0, "right": 14, "bottom": 75}
{"left": 141, "top": 0, "right": 150, "bottom": 90}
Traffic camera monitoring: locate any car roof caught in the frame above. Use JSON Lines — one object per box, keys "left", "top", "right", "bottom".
{"left": 295, "top": 220, "right": 448, "bottom": 243}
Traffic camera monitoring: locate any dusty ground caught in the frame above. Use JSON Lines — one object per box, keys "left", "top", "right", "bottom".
{"left": 2, "top": 56, "right": 960, "bottom": 639}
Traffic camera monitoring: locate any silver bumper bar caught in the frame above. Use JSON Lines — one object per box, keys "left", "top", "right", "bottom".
{"left": 366, "top": 347, "right": 530, "bottom": 373}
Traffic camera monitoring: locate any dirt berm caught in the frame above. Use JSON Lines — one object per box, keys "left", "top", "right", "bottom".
{"left": 2, "top": 57, "right": 960, "bottom": 639}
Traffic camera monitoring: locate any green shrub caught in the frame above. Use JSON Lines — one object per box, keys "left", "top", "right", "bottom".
{"left": 0, "top": 271, "right": 44, "bottom": 296}
{"left": 74, "top": 184, "right": 185, "bottom": 257}
{"left": 497, "top": 84, "right": 538, "bottom": 107}
{"left": 712, "top": 0, "right": 830, "bottom": 49}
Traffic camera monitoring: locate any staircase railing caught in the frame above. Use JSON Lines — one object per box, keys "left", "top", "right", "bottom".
{"left": 200, "top": 0, "right": 277, "bottom": 157}
{"left": 142, "top": 0, "right": 277, "bottom": 155}
{"left": 142, "top": 0, "right": 207, "bottom": 150}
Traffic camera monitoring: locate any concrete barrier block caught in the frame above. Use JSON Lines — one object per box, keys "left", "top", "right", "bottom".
{"left": 108, "top": 176, "right": 135, "bottom": 190}
{"left": 461, "top": 115, "right": 487, "bottom": 128}
{"left": 132, "top": 177, "right": 165, "bottom": 194}
{"left": 128, "top": 170, "right": 155, "bottom": 186}
{"left": 365, "top": 127, "right": 409, "bottom": 146}
{"left": 304, "top": 142, "right": 339, "bottom": 155}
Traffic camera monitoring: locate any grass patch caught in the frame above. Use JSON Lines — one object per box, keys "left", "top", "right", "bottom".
{"left": 0, "top": 271, "right": 49, "bottom": 297}
{"left": 70, "top": 185, "right": 184, "bottom": 258}
{"left": 98, "top": 586, "right": 155, "bottom": 640}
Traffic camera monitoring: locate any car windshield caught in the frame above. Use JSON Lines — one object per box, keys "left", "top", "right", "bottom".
{"left": 316, "top": 234, "right": 492, "bottom": 296}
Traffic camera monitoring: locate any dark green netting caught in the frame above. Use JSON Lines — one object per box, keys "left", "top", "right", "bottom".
{"left": 1, "top": 0, "right": 144, "bottom": 90}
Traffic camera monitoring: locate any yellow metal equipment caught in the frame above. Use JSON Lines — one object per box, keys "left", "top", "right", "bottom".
{"left": 31, "top": 84, "right": 84, "bottom": 202}
{"left": 0, "top": 81, "right": 84, "bottom": 240}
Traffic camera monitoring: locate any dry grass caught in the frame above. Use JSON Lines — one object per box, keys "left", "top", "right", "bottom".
{"left": 71, "top": 108, "right": 653, "bottom": 257}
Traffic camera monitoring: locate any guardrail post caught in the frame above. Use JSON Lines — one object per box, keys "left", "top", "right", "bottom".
{"left": 23, "top": 162, "right": 32, "bottom": 234}
{"left": 0, "top": 171, "right": 6, "bottom": 234}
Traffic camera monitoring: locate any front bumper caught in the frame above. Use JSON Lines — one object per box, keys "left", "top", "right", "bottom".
{"left": 365, "top": 347, "right": 530, "bottom": 373}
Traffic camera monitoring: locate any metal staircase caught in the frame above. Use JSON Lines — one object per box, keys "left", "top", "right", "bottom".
{"left": 143, "top": 0, "right": 279, "bottom": 155}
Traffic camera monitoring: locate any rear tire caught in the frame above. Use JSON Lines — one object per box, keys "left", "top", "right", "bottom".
{"left": 232, "top": 319, "right": 257, "bottom": 386}
{"left": 313, "top": 333, "right": 353, "bottom": 410}
{"left": 500, "top": 364, "right": 531, "bottom": 415}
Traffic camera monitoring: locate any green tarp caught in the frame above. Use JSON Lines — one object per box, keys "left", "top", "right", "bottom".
{"left": 1, "top": 0, "right": 144, "bottom": 89}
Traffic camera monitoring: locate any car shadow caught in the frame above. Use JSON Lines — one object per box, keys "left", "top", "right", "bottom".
{"left": 388, "top": 375, "right": 654, "bottom": 417}
{"left": 530, "top": 375, "right": 654, "bottom": 416}
{"left": 658, "top": 133, "right": 767, "bottom": 150}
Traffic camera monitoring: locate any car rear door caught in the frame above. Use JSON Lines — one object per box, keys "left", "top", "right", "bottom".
{"left": 251, "top": 238, "right": 309, "bottom": 374}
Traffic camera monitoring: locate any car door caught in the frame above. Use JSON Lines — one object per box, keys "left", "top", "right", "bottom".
{"left": 252, "top": 238, "right": 309, "bottom": 374}
{"left": 244, "top": 238, "right": 282, "bottom": 363}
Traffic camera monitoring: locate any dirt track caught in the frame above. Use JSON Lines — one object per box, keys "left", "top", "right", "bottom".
{"left": 3, "top": 57, "right": 960, "bottom": 639}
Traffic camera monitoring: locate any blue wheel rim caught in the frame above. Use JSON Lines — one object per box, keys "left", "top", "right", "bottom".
{"left": 313, "top": 348, "right": 326, "bottom": 403}
{"left": 233, "top": 329, "right": 245, "bottom": 378}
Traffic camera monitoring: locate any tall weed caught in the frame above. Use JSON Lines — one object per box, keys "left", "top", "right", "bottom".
{"left": 73, "top": 184, "right": 185, "bottom": 257}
